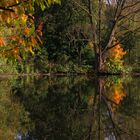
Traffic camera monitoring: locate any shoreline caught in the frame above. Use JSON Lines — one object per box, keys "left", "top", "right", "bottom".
{"left": 0, "top": 72, "right": 140, "bottom": 77}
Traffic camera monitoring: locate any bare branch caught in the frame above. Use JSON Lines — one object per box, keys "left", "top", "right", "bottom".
{"left": 87, "top": 0, "right": 98, "bottom": 54}
{"left": 102, "top": 0, "right": 127, "bottom": 53}
{"left": 0, "top": 6, "right": 15, "bottom": 12}
{"left": 119, "top": 8, "right": 140, "bottom": 21}
{"left": 0, "top": 0, "right": 28, "bottom": 12}
{"left": 71, "top": 0, "right": 91, "bottom": 16}
{"left": 122, "top": 1, "right": 140, "bottom": 10}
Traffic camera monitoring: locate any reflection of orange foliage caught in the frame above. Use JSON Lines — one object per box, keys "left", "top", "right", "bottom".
{"left": 113, "top": 90, "right": 126, "bottom": 105}
{"left": 109, "top": 82, "right": 126, "bottom": 112}
{"left": 106, "top": 79, "right": 126, "bottom": 112}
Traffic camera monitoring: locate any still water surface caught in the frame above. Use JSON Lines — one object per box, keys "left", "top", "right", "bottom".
{"left": 0, "top": 76, "right": 140, "bottom": 140}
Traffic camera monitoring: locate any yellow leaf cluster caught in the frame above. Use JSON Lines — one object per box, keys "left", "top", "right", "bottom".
{"left": 87, "top": 41, "right": 94, "bottom": 48}
{"left": 26, "top": 44, "right": 34, "bottom": 55}
{"left": 20, "top": 14, "right": 28, "bottom": 23}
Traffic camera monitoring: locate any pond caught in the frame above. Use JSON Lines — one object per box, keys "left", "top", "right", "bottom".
{"left": 0, "top": 75, "right": 140, "bottom": 140}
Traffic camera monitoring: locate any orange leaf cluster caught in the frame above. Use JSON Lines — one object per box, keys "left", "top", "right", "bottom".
{"left": 113, "top": 89, "right": 126, "bottom": 105}
{"left": 11, "top": 36, "right": 18, "bottom": 41}
{"left": 109, "top": 43, "right": 126, "bottom": 60}
{"left": 105, "top": 80, "right": 126, "bottom": 113}
{"left": 0, "top": 37, "right": 6, "bottom": 46}
{"left": 31, "top": 36, "right": 37, "bottom": 46}
{"left": 24, "top": 28, "right": 30, "bottom": 36}
{"left": 11, "top": 36, "right": 25, "bottom": 46}
{"left": 0, "top": 0, "right": 44, "bottom": 60}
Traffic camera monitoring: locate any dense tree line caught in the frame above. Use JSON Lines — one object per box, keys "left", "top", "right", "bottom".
{"left": 0, "top": 0, "right": 140, "bottom": 74}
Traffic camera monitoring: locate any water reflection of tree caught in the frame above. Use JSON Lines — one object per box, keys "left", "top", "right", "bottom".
{"left": 89, "top": 77, "right": 140, "bottom": 140}
{"left": 12, "top": 76, "right": 140, "bottom": 140}
{"left": 12, "top": 76, "right": 94, "bottom": 139}
{"left": 0, "top": 78, "right": 32, "bottom": 140}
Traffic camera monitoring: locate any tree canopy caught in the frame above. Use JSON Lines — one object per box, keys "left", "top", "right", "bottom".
{"left": 0, "top": 0, "right": 140, "bottom": 74}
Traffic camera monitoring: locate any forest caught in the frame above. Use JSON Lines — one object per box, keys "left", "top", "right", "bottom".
{"left": 0, "top": 1, "right": 140, "bottom": 139}
{"left": 0, "top": 0, "right": 140, "bottom": 75}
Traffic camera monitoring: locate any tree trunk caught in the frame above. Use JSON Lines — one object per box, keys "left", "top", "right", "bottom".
{"left": 95, "top": 53, "right": 103, "bottom": 74}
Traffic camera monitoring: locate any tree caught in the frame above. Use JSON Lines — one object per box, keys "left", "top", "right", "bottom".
{"left": 72, "top": 0, "right": 140, "bottom": 74}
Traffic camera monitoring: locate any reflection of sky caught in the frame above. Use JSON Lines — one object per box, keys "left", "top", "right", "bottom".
{"left": 104, "top": 133, "right": 116, "bottom": 140}
{"left": 15, "top": 133, "right": 22, "bottom": 140}
{"left": 105, "top": 0, "right": 116, "bottom": 5}
{"left": 15, "top": 132, "right": 30, "bottom": 140}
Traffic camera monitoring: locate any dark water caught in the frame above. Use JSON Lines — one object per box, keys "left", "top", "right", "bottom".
{"left": 0, "top": 76, "right": 140, "bottom": 140}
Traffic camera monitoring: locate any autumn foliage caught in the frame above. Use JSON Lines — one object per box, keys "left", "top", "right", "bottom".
{"left": 112, "top": 83, "right": 126, "bottom": 105}
{"left": 0, "top": 0, "right": 61, "bottom": 63}
{"left": 108, "top": 42, "right": 126, "bottom": 60}
{"left": 0, "top": 37, "right": 6, "bottom": 46}
{"left": 105, "top": 40, "right": 126, "bottom": 73}
{"left": 105, "top": 78, "right": 126, "bottom": 112}
{"left": 0, "top": 0, "right": 44, "bottom": 60}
